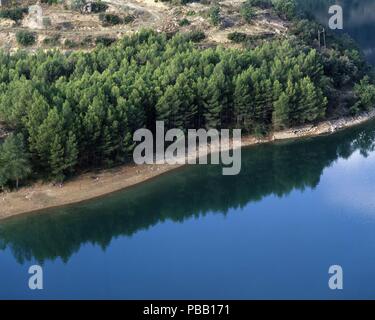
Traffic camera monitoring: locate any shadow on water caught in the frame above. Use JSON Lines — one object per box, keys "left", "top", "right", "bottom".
{"left": 1, "top": 120, "right": 375, "bottom": 264}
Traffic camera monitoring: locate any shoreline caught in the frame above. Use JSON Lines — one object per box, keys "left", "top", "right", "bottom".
{"left": 1, "top": 109, "right": 375, "bottom": 221}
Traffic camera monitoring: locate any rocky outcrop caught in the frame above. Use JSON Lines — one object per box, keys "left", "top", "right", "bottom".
{"left": 0, "top": 18, "right": 16, "bottom": 28}
{"left": 272, "top": 109, "right": 375, "bottom": 141}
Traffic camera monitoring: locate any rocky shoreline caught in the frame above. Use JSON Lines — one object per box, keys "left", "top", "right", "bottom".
{"left": 272, "top": 109, "right": 375, "bottom": 141}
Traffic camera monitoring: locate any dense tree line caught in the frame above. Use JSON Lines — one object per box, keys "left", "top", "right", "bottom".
{"left": 0, "top": 26, "right": 373, "bottom": 187}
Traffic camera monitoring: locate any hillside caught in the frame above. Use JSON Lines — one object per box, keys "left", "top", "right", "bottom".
{"left": 0, "top": 0, "right": 288, "bottom": 51}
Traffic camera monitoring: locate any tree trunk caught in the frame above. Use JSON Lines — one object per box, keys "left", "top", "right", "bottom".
{"left": 16, "top": 178, "right": 19, "bottom": 190}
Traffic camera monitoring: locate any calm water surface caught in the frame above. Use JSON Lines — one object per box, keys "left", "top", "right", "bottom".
{"left": 1, "top": 0, "right": 375, "bottom": 299}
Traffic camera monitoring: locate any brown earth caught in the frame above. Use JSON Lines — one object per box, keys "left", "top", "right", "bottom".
{"left": 0, "top": 0, "right": 289, "bottom": 51}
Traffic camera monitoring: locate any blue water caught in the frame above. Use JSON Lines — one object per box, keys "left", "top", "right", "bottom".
{"left": 1, "top": 120, "right": 375, "bottom": 299}
{"left": 1, "top": 0, "right": 375, "bottom": 300}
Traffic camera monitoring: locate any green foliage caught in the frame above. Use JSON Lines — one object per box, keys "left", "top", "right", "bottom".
{"left": 0, "top": 29, "right": 371, "bottom": 183}
{"left": 0, "top": 7, "right": 28, "bottom": 21}
{"left": 272, "top": 0, "right": 297, "bottom": 19}
{"left": 64, "top": 39, "right": 78, "bottom": 48}
{"left": 185, "top": 30, "right": 206, "bottom": 42}
{"left": 186, "top": 10, "right": 196, "bottom": 16}
{"left": 290, "top": 19, "right": 368, "bottom": 88}
{"left": 95, "top": 36, "right": 116, "bottom": 46}
{"left": 246, "top": 0, "right": 272, "bottom": 8}
{"left": 2, "top": 122, "right": 374, "bottom": 264}
{"left": 0, "top": 134, "right": 31, "bottom": 189}
{"left": 240, "top": 0, "right": 256, "bottom": 23}
{"left": 70, "top": 0, "right": 85, "bottom": 11}
{"left": 272, "top": 91, "right": 289, "bottom": 130}
{"left": 123, "top": 15, "right": 135, "bottom": 24}
{"left": 209, "top": 5, "right": 221, "bottom": 26}
{"left": 91, "top": 1, "right": 109, "bottom": 13}
{"left": 47, "top": 131, "right": 78, "bottom": 182}
{"left": 353, "top": 77, "right": 375, "bottom": 113}
{"left": 42, "top": 34, "right": 61, "bottom": 46}
{"left": 81, "top": 35, "right": 93, "bottom": 47}
{"left": 41, "top": 0, "right": 59, "bottom": 4}
{"left": 178, "top": 18, "right": 190, "bottom": 27}
{"left": 16, "top": 31, "right": 36, "bottom": 47}
{"left": 99, "top": 13, "right": 123, "bottom": 26}
{"left": 228, "top": 32, "right": 248, "bottom": 43}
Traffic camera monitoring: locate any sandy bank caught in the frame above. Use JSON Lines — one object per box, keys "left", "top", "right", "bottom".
{"left": 1, "top": 109, "right": 375, "bottom": 221}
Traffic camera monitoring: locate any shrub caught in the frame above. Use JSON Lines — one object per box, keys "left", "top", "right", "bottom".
{"left": 70, "top": 0, "right": 85, "bottom": 11}
{"left": 0, "top": 7, "right": 28, "bottom": 21}
{"left": 16, "top": 31, "right": 36, "bottom": 47}
{"left": 227, "top": 32, "right": 248, "bottom": 43}
{"left": 272, "top": 0, "right": 297, "bottom": 20}
{"left": 209, "top": 5, "right": 221, "bottom": 26}
{"left": 91, "top": 2, "right": 108, "bottom": 13}
{"left": 99, "top": 13, "right": 123, "bottom": 26}
{"left": 353, "top": 76, "right": 375, "bottom": 113}
{"left": 81, "top": 36, "right": 93, "bottom": 47}
{"left": 41, "top": 0, "right": 59, "bottom": 4}
{"left": 56, "top": 21, "right": 73, "bottom": 31}
{"left": 185, "top": 30, "right": 206, "bottom": 42}
{"left": 123, "top": 15, "right": 135, "bottom": 24}
{"left": 178, "top": 18, "right": 190, "bottom": 26}
{"left": 95, "top": 36, "right": 116, "bottom": 46}
{"left": 240, "top": 1, "right": 256, "bottom": 23}
{"left": 42, "top": 34, "right": 60, "bottom": 46}
{"left": 246, "top": 0, "right": 272, "bottom": 8}
{"left": 64, "top": 39, "right": 78, "bottom": 48}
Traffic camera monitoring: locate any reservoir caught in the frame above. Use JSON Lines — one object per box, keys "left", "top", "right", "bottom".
{"left": 1, "top": 0, "right": 375, "bottom": 299}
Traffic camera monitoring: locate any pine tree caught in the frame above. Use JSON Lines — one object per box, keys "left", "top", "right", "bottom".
{"left": 299, "top": 77, "right": 327, "bottom": 123}
{"left": 65, "top": 131, "right": 79, "bottom": 174}
{"left": 353, "top": 76, "right": 375, "bottom": 113}
{"left": 49, "top": 135, "right": 65, "bottom": 182}
{"left": 209, "top": 5, "right": 221, "bottom": 26}
{"left": 272, "top": 92, "right": 290, "bottom": 130}
{"left": 195, "top": 77, "right": 209, "bottom": 128}
{"left": 272, "top": 80, "right": 283, "bottom": 101}
{"left": 234, "top": 68, "right": 255, "bottom": 131}
{"left": 0, "top": 134, "right": 31, "bottom": 189}
{"left": 100, "top": 125, "right": 117, "bottom": 166}
{"left": 252, "top": 73, "right": 273, "bottom": 134}
{"left": 0, "top": 144, "right": 10, "bottom": 190}
{"left": 156, "top": 85, "right": 180, "bottom": 129}
{"left": 203, "top": 60, "right": 235, "bottom": 129}
{"left": 33, "top": 108, "right": 63, "bottom": 166}
{"left": 26, "top": 93, "right": 50, "bottom": 154}
{"left": 284, "top": 79, "right": 299, "bottom": 126}
{"left": 204, "top": 69, "right": 225, "bottom": 129}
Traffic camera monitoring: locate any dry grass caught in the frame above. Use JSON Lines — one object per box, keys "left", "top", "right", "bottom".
{"left": 0, "top": 0, "right": 289, "bottom": 51}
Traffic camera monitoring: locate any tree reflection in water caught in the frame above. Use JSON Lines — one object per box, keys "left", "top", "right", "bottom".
{"left": 1, "top": 120, "right": 375, "bottom": 264}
